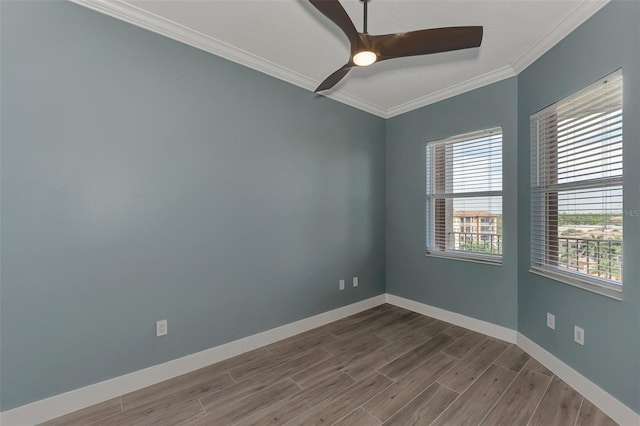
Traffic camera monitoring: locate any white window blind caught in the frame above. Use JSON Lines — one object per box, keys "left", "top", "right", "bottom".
{"left": 531, "top": 70, "right": 623, "bottom": 296}
{"left": 426, "top": 127, "right": 503, "bottom": 263}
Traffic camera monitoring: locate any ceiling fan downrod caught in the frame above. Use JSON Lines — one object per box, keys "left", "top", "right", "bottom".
{"left": 309, "top": 0, "right": 483, "bottom": 92}
{"left": 361, "top": 0, "right": 370, "bottom": 34}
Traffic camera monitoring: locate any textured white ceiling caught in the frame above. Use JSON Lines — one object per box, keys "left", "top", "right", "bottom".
{"left": 73, "top": 0, "right": 609, "bottom": 117}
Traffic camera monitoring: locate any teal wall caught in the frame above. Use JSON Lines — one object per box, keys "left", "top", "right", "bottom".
{"left": 386, "top": 0, "right": 639, "bottom": 414}
{"left": 0, "top": 1, "right": 386, "bottom": 410}
{"left": 2, "top": 0, "right": 638, "bottom": 416}
{"left": 517, "top": 0, "right": 640, "bottom": 412}
{"left": 385, "top": 77, "right": 519, "bottom": 329}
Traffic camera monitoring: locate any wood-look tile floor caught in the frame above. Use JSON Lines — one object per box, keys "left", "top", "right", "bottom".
{"left": 42, "top": 304, "right": 618, "bottom": 426}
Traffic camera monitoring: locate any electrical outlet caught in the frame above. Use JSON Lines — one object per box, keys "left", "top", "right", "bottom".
{"left": 156, "top": 319, "right": 168, "bottom": 337}
{"left": 546, "top": 313, "right": 555, "bottom": 329}
{"left": 574, "top": 326, "right": 584, "bottom": 345}
{"left": 353, "top": 276, "right": 359, "bottom": 287}
{"left": 339, "top": 279, "right": 345, "bottom": 290}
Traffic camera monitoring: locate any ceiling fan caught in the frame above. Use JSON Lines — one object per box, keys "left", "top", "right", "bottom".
{"left": 309, "top": 0, "right": 483, "bottom": 92}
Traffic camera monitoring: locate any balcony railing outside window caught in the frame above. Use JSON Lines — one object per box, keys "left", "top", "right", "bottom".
{"left": 558, "top": 237, "right": 622, "bottom": 282}
{"left": 449, "top": 231, "right": 502, "bottom": 255}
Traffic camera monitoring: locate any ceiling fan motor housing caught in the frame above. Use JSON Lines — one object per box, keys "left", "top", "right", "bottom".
{"left": 309, "top": 0, "right": 483, "bottom": 92}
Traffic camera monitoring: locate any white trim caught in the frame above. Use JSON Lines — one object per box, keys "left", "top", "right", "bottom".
{"left": 517, "top": 333, "right": 640, "bottom": 426}
{"left": 392, "top": 0, "right": 611, "bottom": 116}
{"left": 4, "top": 295, "right": 636, "bottom": 425}
{"left": 428, "top": 126, "right": 503, "bottom": 146}
{"left": 68, "top": 0, "right": 388, "bottom": 118}
{"left": 68, "top": 0, "right": 609, "bottom": 119}
{"left": 387, "top": 294, "right": 639, "bottom": 423}
{"left": 511, "top": 0, "right": 611, "bottom": 73}
{"left": 385, "top": 66, "right": 517, "bottom": 118}
{"left": 530, "top": 67, "right": 621, "bottom": 119}
{"left": 529, "top": 268, "right": 622, "bottom": 301}
{"left": 0, "top": 295, "right": 386, "bottom": 426}
{"left": 426, "top": 251, "right": 503, "bottom": 266}
{"left": 385, "top": 294, "right": 517, "bottom": 343}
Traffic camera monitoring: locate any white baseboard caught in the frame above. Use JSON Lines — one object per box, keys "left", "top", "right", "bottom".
{"left": 517, "top": 333, "right": 640, "bottom": 426}
{"left": 385, "top": 293, "right": 518, "bottom": 343}
{"left": 0, "top": 295, "right": 386, "bottom": 426}
{"left": 385, "top": 293, "right": 638, "bottom": 424}
{"left": 3, "top": 294, "right": 637, "bottom": 425}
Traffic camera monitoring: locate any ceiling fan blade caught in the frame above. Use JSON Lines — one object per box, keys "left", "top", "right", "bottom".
{"left": 315, "top": 65, "right": 352, "bottom": 92}
{"left": 368, "top": 26, "right": 483, "bottom": 60}
{"left": 309, "top": 0, "right": 359, "bottom": 49}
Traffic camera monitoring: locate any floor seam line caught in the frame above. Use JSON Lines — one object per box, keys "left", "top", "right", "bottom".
{"left": 526, "top": 374, "right": 555, "bottom": 426}
{"left": 198, "top": 398, "right": 208, "bottom": 415}
{"left": 361, "top": 406, "right": 384, "bottom": 424}
{"left": 427, "top": 383, "right": 463, "bottom": 426}
{"left": 477, "top": 362, "right": 523, "bottom": 425}
{"left": 574, "top": 396, "right": 585, "bottom": 426}
{"left": 381, "top": 355, "right": 462, "bottom": 423}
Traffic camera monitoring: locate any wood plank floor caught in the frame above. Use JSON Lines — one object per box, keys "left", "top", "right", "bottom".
{"left": 41, "top": 304, "right": 618, "bottom": 426}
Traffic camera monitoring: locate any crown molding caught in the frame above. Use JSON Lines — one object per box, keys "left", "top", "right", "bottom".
{"left": 385, "top": 65, "right": 517, "bottom": 118}
{"left": 68, "top": 0, "right": 388, "bottom": 118}
{"left": 70, "top": 0, "right": 609, "bottom": 119}
{"left": 511, "top": 0, "right": 610, "bottom": 73}
{"left": 386, "top": 0, "right": 610, "bottom": 118}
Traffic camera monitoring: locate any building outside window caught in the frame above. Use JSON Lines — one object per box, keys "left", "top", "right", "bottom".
{"left": 426, "top": 127, "right": 503, "bottom": 263}
{"left": 530, "top": 69, "right": 623, "bottom": 298}
{"left": 452, "top": 211, "right": 501, "bottom": 252}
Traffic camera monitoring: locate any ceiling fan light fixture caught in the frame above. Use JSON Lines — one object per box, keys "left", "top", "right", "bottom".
{"left": 353, "top": 50, "right": 377, "bottom": 66}
{"left": 309, "top": 0, "right": 483, "bottom": 91}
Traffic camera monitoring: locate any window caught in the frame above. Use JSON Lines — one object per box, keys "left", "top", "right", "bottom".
{"left": 530, "top": 70, "right": 623, "bottom": 298}
{"left": 426, "top": 127, "right": 503, "bottom": 263}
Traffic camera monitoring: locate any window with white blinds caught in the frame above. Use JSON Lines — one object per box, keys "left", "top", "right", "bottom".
{"left": 426, "top": 127, "right": 503, "bottom": 263}
{"left": 530, "top": 69, "right": 623, "bottom": 297}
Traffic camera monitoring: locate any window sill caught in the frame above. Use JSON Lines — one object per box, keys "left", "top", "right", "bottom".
{"left": 529, "top": 267, "right": 622, "bottom": 301}
{"left": 426, "top": 251, "right": 502, "bottom": 266}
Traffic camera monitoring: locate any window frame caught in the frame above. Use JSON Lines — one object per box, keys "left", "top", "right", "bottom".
{"left": 529, "top": 69, "right": 623, "bottom": 300}
{"left": 425, "top": 127, "right": 504, "bottom": 265}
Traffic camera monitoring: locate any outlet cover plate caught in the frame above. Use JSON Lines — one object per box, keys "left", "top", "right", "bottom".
{"left": 353, "top": 277, "right": 359, "bottom": 287}
{"left": 574, "top": 326, "right": 584, "bottom": 345}
{"left": 339, "top": 279, "right": 345, "bottom": 290}
{"left": 546, "top": 313, "right": 555, "bottom": 329}
{"left": 156, "top": 319, "right": 168, "bottom": 337}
